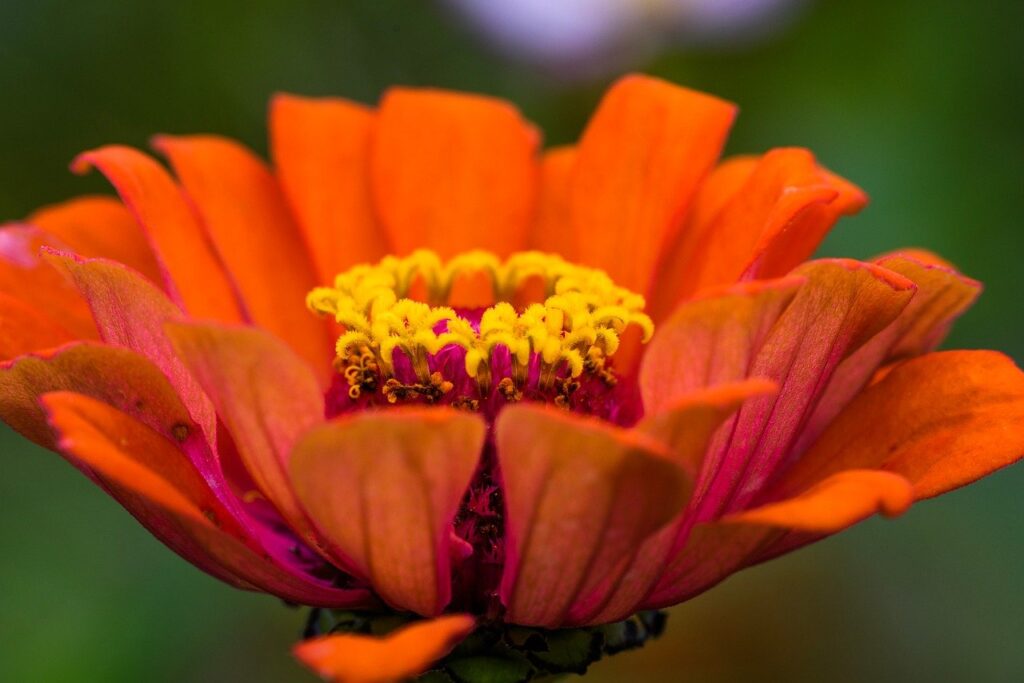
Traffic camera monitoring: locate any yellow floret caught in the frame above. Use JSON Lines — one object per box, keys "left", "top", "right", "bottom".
{"left": 307, "top": 249, "right": 655, "bottom": 384}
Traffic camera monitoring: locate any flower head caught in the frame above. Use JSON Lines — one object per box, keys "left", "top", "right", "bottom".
{"left": 2, "top": 75, "right": 1022, "bottom": 682}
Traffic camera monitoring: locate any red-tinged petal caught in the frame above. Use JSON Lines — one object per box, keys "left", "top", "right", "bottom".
{"left": 874, "top": 251, "right": 981, "bottom": 358}
{"left": 72, "top": 145, "right": 244, "bottom": 322}
{"left": 270, "top": 94, "right": 388, "bottom": 281}
{"left": 290, "top": 408, "right": 486, "bottom": 615}
{"left": 737, "top": 350, "right": 1024, "bottom": 569}
{"left": 43, "top": 391, "right": 221, "bottom": 526}
{"left": 0, "top": 328, "right": 299, "bottom": 589}
{"left": 724, "top": 469, "right": 913, "bottom": 533}
{"left": 43, "top": 392, "right": 371, "bottom": 607}
{"left": 0, "top": 342, "right": 200, "bottom": 451}
{"left": 569, "top": 74, "right": 736, "bottom": 294}
{"left": 578, "top": 380, "right": 776, "bottom": 625}
{"left": 166, "top": 322, "right": 324, "bottom": 544}
{"left": 647, "top": 155, "right": 758, "bottom": 322}
{"left": 692, "top": 260, "right": 917, "bottom": 518}
{"left": 640, "top": 379, "right": 779, "bottom": 478}
{"left": 528, "top": 145, "right": 578, "bottom": 259}
{"left": 792, "top": 251, "right": 981, "bottom": 456}
{"left": 27, "top": 195, "right": 163, "bottom": 284}
{"left": 640, "top": 277, "right": 804, "bottom": 415}
{"left": 153, "top": 135, "right": 333, "bottom": 379}
{"left": 643, "top": 518, "right": 771, "bottom": 607}
{"left": 42, "top": 390, "right": 253, "bottom": 588}
{"left": 692, "top": 259, "right": 914, "bottom": 518}
{"left": 496, "top": 404, "right": 688, "bottom": 628}
{"left": 661, "top": 350, "right": 1024, "bottom": 597}
{"left": 294, "top": 615, "right": 475, "bottom": 683}
{"left": 372, "top": 88, "right": 539, "bottom": 258}
{"left": 43, "top": 252, "right": 216, "bottom": 444}
{"left": 0, "top": 342, "right": 313, "bottom": 593}
{"left": 0, "top": 225, "right": 97, "bottom": 339}
{"left": 0, "top": 293, "right": 77, "bottom": 360}
{"left": 776, "top": 350, "right": 1024, "bottom": 501}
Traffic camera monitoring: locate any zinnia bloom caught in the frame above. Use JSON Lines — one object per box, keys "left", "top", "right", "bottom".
{"left": 2, "top": 75, "right": 1022, "bottom": 682}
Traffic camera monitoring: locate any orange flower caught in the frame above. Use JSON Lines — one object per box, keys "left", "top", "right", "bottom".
{"left": 2, "top": 75, "right": 1022, "bottom": 682}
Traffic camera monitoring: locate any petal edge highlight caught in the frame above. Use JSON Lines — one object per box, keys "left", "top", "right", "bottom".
{"left": 724, "top": 469, "right": 913, "bottom": 533}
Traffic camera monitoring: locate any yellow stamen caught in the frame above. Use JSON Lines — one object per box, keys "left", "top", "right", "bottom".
{"left": 307, "top": 250, "right": 654, "bottom": 385}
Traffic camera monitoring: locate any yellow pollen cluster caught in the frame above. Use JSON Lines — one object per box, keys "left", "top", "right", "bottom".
{"left": 306, "top": 250, "right": 654, "bottom": 390}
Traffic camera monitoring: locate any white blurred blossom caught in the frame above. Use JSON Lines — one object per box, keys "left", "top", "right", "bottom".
{"left": 444, "top": 0, "right": 807, "bottom": 78}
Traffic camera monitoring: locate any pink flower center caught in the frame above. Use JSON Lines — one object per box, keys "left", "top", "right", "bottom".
{"left": 309, "top": 249, "right": 652, "bottom": 613}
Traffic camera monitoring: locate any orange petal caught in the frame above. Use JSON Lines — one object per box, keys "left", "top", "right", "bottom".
{"left": 43, "top": 391, "right": 221, "bottom": 526}
{"left": 792, "top": 251, "right": 981, "bottom": 456}
{"left": 654, "top": 468, "right": 901, "bottom": 610}
{"left": 42, "top": 390, "right": 250, "bottom": 588}
{"left": 528, "top": 145, "right": 578, "bottom": 259}
{"left": 691, "top": 259, "right": 914, "bottom": 516}
{"left": 569, "top": 74, "right": 736, "bottom": 294}
{"left": 0, "top": 342, "right": 199, "bottom": 451}
{"left": 750, "top": 164, "right": 867, "bottom": 280}
{"left": 0, "top": 225, "right": 97, "bottom": 340}
{"left": 290, "top": 408, "right": 486, "bottom": 615}
{"left": 640, "top": 276, "right": 804, "bottom": 415}
{"left": 687, "top": 148, "right": 837, "bottom": 292}
{"left": 647, "top": 155, "right": 758, "bottom": 321}
{"left": 0, "top": 292, "right": 77, "bottom": 360}
{"left": 166, "top": 322, "right": 324, "bottom": 544}
{"left": 152, "top": 135, "right": 333, "bottom": 381}
{"left": 72, "top": 145, "right": 243, "bottom": 322}
{"left": 724, "top": 469, "right": 913, "bottom": 533}
{"left": 270, "top": 94, "right": 388, "bottom": 281}
{"left": 647, "top": 350, "right": 1024, "bottom": 606}
{"left": 496, "top": 404, "right": 688, "bottom": 627}
{"left": 578, "top": 379, "right": 776, "bottom": 625}
{"left": 777, "top": 350, "right": 1024, "bottom": 501}
{"left": 44, "top": 252, "right": 216, "bottom": 444}
{"left": 28, "top": 195, "right": 163, "bottom": 284}
{"left": 43, "top": 391, "right": 369, "bottom": 607}
{"left": 651, "top": 148, "right": 866, "bottom": 312}
{"left": 685, "top": 156, "right": 760, "bottom": 231}
{"left": 878, "top": 247, "right": 959, "bottom": 271}
{"left": 372, "top": 87, "right": 539, "bottom": 258}
{"left": 294, "top": 614, "right": 475, "bottom": 683}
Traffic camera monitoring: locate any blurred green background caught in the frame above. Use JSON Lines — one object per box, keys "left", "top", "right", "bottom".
{"left": 1, "top": 1, "right": 1021, "bottom": 681}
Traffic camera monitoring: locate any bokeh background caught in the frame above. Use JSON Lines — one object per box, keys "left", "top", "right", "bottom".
{"left": 1, "top": 1, "right": 1021, "bottom": 681}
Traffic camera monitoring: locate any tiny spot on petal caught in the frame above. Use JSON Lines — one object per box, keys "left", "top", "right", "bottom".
{"left": 171, "top": 422, "right": 190, "bottom": 443}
